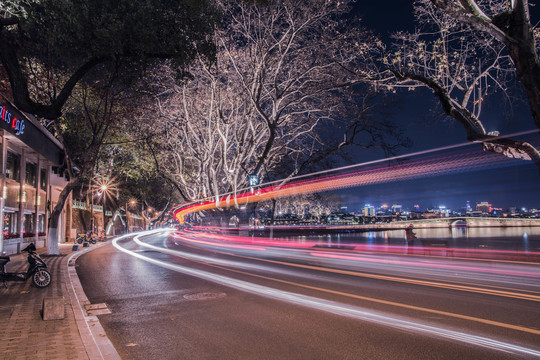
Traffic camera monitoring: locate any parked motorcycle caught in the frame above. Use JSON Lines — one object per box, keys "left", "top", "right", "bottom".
{"left": 0, "top": 243, "right": 51, "bottom": 288}
{"left": 76, "top": 232, "right": 96, "bottom": 244}
{"left": 75, "top": 234, "right": 85, "bottom": 244}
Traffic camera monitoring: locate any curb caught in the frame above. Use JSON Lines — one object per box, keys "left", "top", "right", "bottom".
{"left": 66, "top": 241, "right": 122, "bottom": 360}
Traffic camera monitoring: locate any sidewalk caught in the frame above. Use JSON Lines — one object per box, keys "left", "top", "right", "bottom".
{"left": 0, "top": 242, "right": 121, "bottom": 360}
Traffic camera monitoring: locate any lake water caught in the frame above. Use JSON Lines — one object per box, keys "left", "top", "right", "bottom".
{"left": 270, "top": 226, "right": 540, "bottom": 253}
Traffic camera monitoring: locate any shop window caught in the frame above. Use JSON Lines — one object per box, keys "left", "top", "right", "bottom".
{"left": 38, "top": 214, "right": 45, "bottom": 233}
{"left": 23, "top": 214, "right": 34, "bottom": 235}
{"left": 6, "top": 151, "right": 20, "bottom": 181}
{"left": 26, "top": 162, "right": 37, "bottom": 187}
{"left": 3, "top": 212, "right": 18, "bottom": 238}
{"left": 40, "top": 168, "right": 47, "bottom": 190}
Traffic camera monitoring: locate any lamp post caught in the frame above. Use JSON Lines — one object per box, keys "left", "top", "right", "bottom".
{"left": 101, "top": 184, "right": 107, "bottom": 234}
{"left": 127, "top": 199, "right": 136, "bottom": 233}
{"left": 147, "top": 207, "right": 153, "bottom": 230}
{"left": 90, "top": 189, "right": 94, "bottom": 233}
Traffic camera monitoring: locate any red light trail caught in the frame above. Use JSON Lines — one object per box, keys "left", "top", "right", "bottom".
{"left": 173, "top": 139, "right": 535, "bottom": 224}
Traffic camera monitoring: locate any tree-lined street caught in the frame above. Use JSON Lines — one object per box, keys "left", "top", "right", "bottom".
{"left": 3, "top": 1, "right": 540, "bottom": 252}
{"left": 2, "top": 1, "right": 540, "bottom": 358}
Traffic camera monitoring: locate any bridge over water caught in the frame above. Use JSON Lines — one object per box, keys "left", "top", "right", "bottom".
{"left": 372, "top": 216, "right": 540, "bottom": 230}
{"left": 247, "top": 216, "right": 540, "bottom": 234}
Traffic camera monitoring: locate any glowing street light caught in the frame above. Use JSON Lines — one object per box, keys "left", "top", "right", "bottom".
{"left": 90, "top": 176, "right": 119, "bottom": 235}
{"left": 126, "top": 199, "right": 139, "bottom": 232}
{"left": 101, "top": 188, "right": 106, "bottom": 233}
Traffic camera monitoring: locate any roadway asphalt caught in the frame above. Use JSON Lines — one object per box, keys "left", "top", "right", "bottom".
{"left": 76, "top": 231, "right": 540, "bottom": 360}
{"left": 2, "top": 231, "right": 539, "bottom": 360}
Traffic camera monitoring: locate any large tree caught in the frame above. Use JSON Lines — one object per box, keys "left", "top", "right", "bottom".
{"left": 142, "top": 0, "right": 407, "bottom": 207}
{"left": 0, "top": 0, "right": 218, "bottom": 118}
{"left": 430, "top": 0, "right": 540, "bottom": 131}
{"left": 380, "top": 0, "right": 540, "bottom": 169}
{"left": 1, "top": 0, "right": 219, "bottom": 253}
{"left": 46, "top": 77, "right": 131, "bottom": 253}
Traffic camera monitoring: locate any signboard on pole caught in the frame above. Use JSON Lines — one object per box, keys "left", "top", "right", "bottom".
{"left": 249, "top": 174, "right": 259, "bottom": 186}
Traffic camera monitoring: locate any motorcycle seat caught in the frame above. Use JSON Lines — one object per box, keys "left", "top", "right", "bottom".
{"left": 0, "top": 256, "right": 10, "bottom": 265}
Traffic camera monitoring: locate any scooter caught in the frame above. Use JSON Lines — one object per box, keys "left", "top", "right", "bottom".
{"left": 75, "top": 234, "right": 86, "bottom": 244}
{"left": 76, "top": 233, "right": 96, "bottom": 244}
{"left": 0, "top": 243, "right": 51, "bottom": 288}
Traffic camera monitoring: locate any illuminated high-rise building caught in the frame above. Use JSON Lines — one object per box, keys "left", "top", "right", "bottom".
{"left": 476, "top": 202, "right": 492, "bottom": 214}
{"left": 362, "top": 204, "right": 375, "bottom": 216}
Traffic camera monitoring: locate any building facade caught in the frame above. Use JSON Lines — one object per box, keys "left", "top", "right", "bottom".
{"left": 0, "top": 98, "right": 72, "bottom": 255}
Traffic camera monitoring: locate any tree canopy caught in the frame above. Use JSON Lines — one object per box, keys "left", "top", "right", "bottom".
{"left": 136, "top": 0, "right": 408, "bottom": 204}
{"left": 1, "top": 0, "right": 220, "bottom": 252}
{"left": 380, "top": 0, "right": 540, "bottom": 169}
{"left": 0, "top": 0, "right": 219, "bottom": 119}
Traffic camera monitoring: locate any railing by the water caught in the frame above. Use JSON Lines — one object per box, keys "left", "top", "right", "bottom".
{"left": 409, "top": 216, "right": 540, "bottom": 228}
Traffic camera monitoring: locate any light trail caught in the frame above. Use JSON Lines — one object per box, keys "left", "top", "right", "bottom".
{"left": 112, "top": 231, "right": 540, "bottom": 357}
{"left": 172, "top": 130, "right": 540, "bottom": 223}
{"left": 191, "top": 254, "right": 540, "bottom": 336}
{"left": 178, "top": 231, "right": 540, "bottom": 297}
{"left": 171, "top": 230, "right": 540, "bottom": 296}
{"left": 170, "top": 234, "right": 540, "bottom": 332}
{"left": 178, "top": 227, "right": 540, "bottom": 263}
{"left": 266, "top": 129, "right": 540, "bottom": 185}
{"left": 171, "top": 231, "right": 540, "bottom": 280}
{"left": 308, "top": 251, "right": 540, "bottom": 279}
{"left": 233, "top": 253, "right": 540, "bottom": 302}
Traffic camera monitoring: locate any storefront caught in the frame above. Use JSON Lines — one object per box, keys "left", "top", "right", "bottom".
{"left": 0, "top": 98, "right": 71, "bottom": 255}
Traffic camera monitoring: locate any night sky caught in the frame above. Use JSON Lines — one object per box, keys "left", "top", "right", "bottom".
{"left": 337, "top": 1, "right": 540, "bottom": 212}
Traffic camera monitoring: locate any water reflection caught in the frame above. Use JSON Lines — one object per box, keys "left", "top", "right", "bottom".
{"left": 275, "top": 226, "right": 540, "bottom": 253}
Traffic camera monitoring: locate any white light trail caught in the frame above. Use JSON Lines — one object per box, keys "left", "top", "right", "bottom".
{"left": 113, "top": 231, "right": 540, "bottom": 358}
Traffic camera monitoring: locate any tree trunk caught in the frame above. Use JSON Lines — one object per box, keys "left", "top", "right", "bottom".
{"left": 490, "top": 1, "right": 540, "bottom": 133}
{"left": 46, "top": 176, "right": 83, "bottom": 255}
{"left": 271, "top": 199, "right": 277, "bottom": 224}
{"left": 504, "top": 26, "right": 540, "bottom": 132}
{"left": 432, "top": 0, "right": 540, "bottom": 132}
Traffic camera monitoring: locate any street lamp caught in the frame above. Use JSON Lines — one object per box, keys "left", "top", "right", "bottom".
{"left": 90, "top": 176, "right": 119, "bottom": 235}
{"left": 127, "top": 199, "right": 137, "bottom": 232}
{"left": 101, "top": 184, "right": 107, "bottom": 235}
{"left": 88, "top": 183, "right": 102, "bottom": 234}
{"left": 90, "top": 187, "right": 95, "bottom": 233}
{"left": 146, "top": 207, "right": 153, "bottom": 230}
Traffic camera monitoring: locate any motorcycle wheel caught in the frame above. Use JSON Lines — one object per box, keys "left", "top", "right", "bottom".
{"left": 32, "top": 269, "right": 51, "bottom": 287}
{"left": 77, "top": 238, "right": 83, "bottom": 244}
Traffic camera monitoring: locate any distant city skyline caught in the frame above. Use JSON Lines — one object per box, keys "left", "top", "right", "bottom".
{"left": 345, "top": 200, "right": 536, "bottom": 214}
{"left": 339, "top": 155, "right": 540, "bottom": 212}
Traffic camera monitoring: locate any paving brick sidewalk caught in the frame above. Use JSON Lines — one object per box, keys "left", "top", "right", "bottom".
{"left": 0, "top": 243, "right": 119, "bottom": 360}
